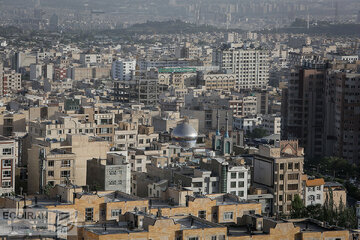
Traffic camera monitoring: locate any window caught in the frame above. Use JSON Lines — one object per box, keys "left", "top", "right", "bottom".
{"left": 198, "top": 210, "right": 206, "bottom": 219}
{"left": 48, "top": 161, "right": 54, "bottom": 167}
{"left": 2, "top": 148, "right": 12, "bottom": 155}
{"left": 280, "top": 185, "right": 284, "bottom": 190}
{"left": 288, "top": 184, "right": 298, "bottom": 190}
{"left": 238, "top": 181, "right": 244, "bottom": 188}
{"left": 139, "top": 139, "right": 144, "bottom": 144}
{"left": 111, "top": 209, "right": 122, "bottom": 217}
{"left": 118, "top": 180, "right": 122, "bottom": 184}
{"left": 61, "top": 171, "right": 70, "bottom": 178}
{"left": 223, "top": 212, "right": 233, "bottom": 220}
{"left": 316, "top": 186, "right": 321, "bottom": 191}
{"left": 231, "top": 173, "right": 237, "bottom": 179}
{"left": 85, "top": 208, "right": 94, "bottom": 221}
{"left": 109, "top": 180, "right": 117, "bottom": 185}
{"left": 61, "top": 160, "right": 71, "bottom": 167}
{"left": 288, "top": 173, "right": 299, "bottom": 180}
{"left": 280, "top": 174, "right": 284, "bottom": 180}
{"left": 280, "top": 163, "right": 284, "bottom": 170}
{"left": 192, "top": 182, "right": 202, "bottom": 188}
{"left": 48, "top": 171, "right": 54, "bottom": 177}
{"left": 188, "top": 238, "right": 199, "bottom": 240}
{"left": 211, "top": 236, "right": 217, "bottom": 240}
{"left": 108, "top": 170, "right": 116, "bottom": 175}
{"left": 238, "top": 191, "right": 244, "bottom": 197}
{"left": 308, "top": 195, "right": 315, "bottom": 201}
{"left": 279, "top": 195, "right": 283, "bottom": 201}
{"left": 136, "top": 167, "right": 142, "bottom": 172}
{"left": 2, "top": 181, "right": 11, "bottom": 188}
{"left": 136, "top": 159, "right": 142, "bottom": 164}
{"left": 288, "top": 163, "right": 293, "bottom": 170}
{"left": 238, "top": 172, "right": 244, "bottom": 178}
{"left": 2, "top": 170, "right": 11, "bottom": 178}
{"left": 2, "top": 159, "right": 11, "bottom": 167}
{"left": 230, "top": 182, "right": 236, "bottom": 188}
{"left": 294, "top": 163, "right": 299, "bottom": 169}
{"left": 316, "top": 194, "right": 321, "bottom": 200}
{"left": 287, "top": 194, "right": 292, "bottom": 201}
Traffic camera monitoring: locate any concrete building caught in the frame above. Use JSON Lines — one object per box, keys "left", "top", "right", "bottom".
{"left": 1, "top": 69, "right": 22, "bottom": 96}
{"left": 261, "top": 114, "right": 281, "bottom": 135}
{"left": 0, "top": 112, "right": 26, "bottom": 137}
{"left": 282, "top": 65, "right": 327, "bottom": 159}
{"left": 87, "top": 152, "right": 131, "bottom": 193}
{"left": 80, "top": 53, "right": 102, "bottom": 65}
{"left": 27, "top": 135, "right": 110, "bottom": 194}
{"left": 199, "top": 72, "right": 236, "bottom": 91}
{"left": 112, "top": 59, "right": 136, "bottom": 81}
{"left": 214, "top": 44, "right": 269, "bottom": 90}
{"left": 0, "top": 136, "right": 17, "bottom": 195}
{"left": 30, "top": 63, "right": 42, "bottom": 81}
{"left": 303, "top": 178, "right": 325, "bottom": 207}
{"left": 233, "top": 115, "right": 262, "bottom": 133}
{"left": 201, "top": 158, "right": 250, "bottom": 200}
{"left": 254, "top": 140, "right": 304, "bottom": 215}
{"left": 323, "top": 182, "right": 347, "bottom": 209}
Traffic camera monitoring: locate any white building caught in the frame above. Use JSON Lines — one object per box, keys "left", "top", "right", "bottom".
{"left": 112, "top": 59, "right": 136, "bottom": 81}
{"left": 227, "top": 164, "right": 250, "bottom": 200}
{"left": 261, "top": 114, "right": 281, "bottom": 135}
{"left": 80, "top": 54, "right": 102, "bottom": 65}
{"left": 214, "top": 44, "right": 269, "bottom": 90}
{"left": 0, "top": 136, "right": 17, "bottom": 195}
{"left": 304, "top": 178, "right": 325, "bottom": 207}
{"left": 233, "top": 115, "right": 262, "bottom": 133}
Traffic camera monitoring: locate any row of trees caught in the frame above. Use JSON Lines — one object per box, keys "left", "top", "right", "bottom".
{"left": 291, "top": 191, "right": 357, "bottom": 229}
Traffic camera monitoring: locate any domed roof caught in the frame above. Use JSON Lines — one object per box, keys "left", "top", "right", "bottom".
{"left": 171, "top": 122, "right": 198, "bottom": 140}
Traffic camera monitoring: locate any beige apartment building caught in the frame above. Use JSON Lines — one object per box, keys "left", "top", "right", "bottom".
{"left": 200, "top": 73, "right": 236, "bottom": 91}
{"left": 0, "top": 112, "right": 26, "bottom": 137}
{"left": 0, "top": 136, "right": 17, "bottom": 195}
{"left": 27, "top": 134, "right": 109, "bottom": 194}
{"left": 254, "top": 140, "right": 304, "bottom": 215}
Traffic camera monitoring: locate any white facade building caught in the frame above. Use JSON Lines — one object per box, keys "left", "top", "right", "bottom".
{"left": 233, "top": 115, "right": 262, "bottom": 133}
{"left": 214, "top": 44, "right": 269, "bottom": 90}
{"left": 261, "top": 114, "right": 281, "bottom": 135}
{"left": 112, "top": 59, "right": 136, "bottom": 81}
{"left": 304, "top": 178, "right": 325, "bottom": 207}
{"left": 0, "top": 136, "right": 17, "bottom": 195}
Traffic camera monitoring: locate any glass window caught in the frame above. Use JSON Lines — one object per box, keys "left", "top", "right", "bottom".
{"left": 238, "top": 172, "right": 245, "bottom": 178}
{"left": 2, "top": 159, "right": 12, "bottom": 167}
{"left": 231, "top": 173, "right": 237, "bottom": 179}
{"left": 238, "top": 181, "right": 244, "bottom": 188}
{"left": 2, "top": 170, "right": 11, "bottom": 178}
{"left": 61, "top": 160, "right": 71, "bottom": 167}
{"left": 198, "top": 210, "right": 206, "bottom": 219}
{"left": 48, "top": 171, "right": 54, "bottom": 177}
{"left": 223, "top": 212, "right": 233, "bottom": 220}
{"left": 85, "top": 208, "right": 93, "bottom": 221}
{"left": 2, "top": 148, "right": 12, "bottom": 155}
{"left": 238, "top": 191, "right": 244, "bottom": 197}
{"left": 111, "top": 209, "right": 122, "bottom": 217}
{"left": 230, "top": 182, "right": 236, "bottom": 188}
{"left": 61, "top": 171, "right": 70, "bottom": 178}
{"left": 48, "top": 161, "right": 54, "bottom": 167}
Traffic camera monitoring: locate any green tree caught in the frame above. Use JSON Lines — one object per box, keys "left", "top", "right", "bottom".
{"left": 291, "top": 194, "right": 305, "bottom": 218}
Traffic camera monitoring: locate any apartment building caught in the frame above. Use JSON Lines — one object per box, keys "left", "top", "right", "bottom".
{"left": 27, "top": 134, "right": 109, "bottom": 194}
{"left": 199, "top": 73, "right": 236, "bottom": 91}
{"left": 1, "top": 69, "right": 22, "bottom": 96}
{"left": 87, "top": 152, "right": 131, "bottom": 193}
{"left": 303, "top": 178, "right": 325, "bottom": 207}
{"left": 0, "top": 136, "right": 17, "bottom": 195}
{"left": 261, "top": 114, "right": 281, "bottom": 135}
{"left": 111, "top": 58, "right": 136, "bottom": 81}
{"left": 254, "top": 140, "right": 304, "bottom": 215}
{"left": 282, "top": 65, "right": 327, "bottom": 159}
{"left": 214, "top": 44, "right": 269, "bottom": 90}
{"left": 0, "top": 112, "right": 26, "bottom": 137}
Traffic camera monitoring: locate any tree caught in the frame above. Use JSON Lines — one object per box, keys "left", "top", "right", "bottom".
{"left": 291, "top": 194, "right": 305, "bottom": 218}
{"left": 247, "top": 128, "right": 268, "bottom": 139}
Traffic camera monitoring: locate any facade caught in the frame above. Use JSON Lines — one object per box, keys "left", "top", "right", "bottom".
{"left": 261, "top": 114, "right": 281, "bottom": 135}
{"left": 303, "top": 178, "right": 325, "bottom": 207}
{"left": 253, "top": 140, "right": 304, "bottom": 215}
{"left": 87, "top": 152, "right": 131, "bottom": 193}
{"left": 27, "top": 134, "right": 109, "bottom": 194}
{"left": 199, "top": 72, "right": 236, "bottom": 91}
{"left": 282, "top": 65, "right": 327, "bottom": 159}
{"left": 214, "top": 44, "right": 269, "bottom": 90}
{"left": 111, "top": 59, "right": 136, "bottom": 81}
{"left": 1, "top": 69, "right": 22, "bottom": 96}
{"left": 0, "top": 136, "right": 17, "bottom": 195}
